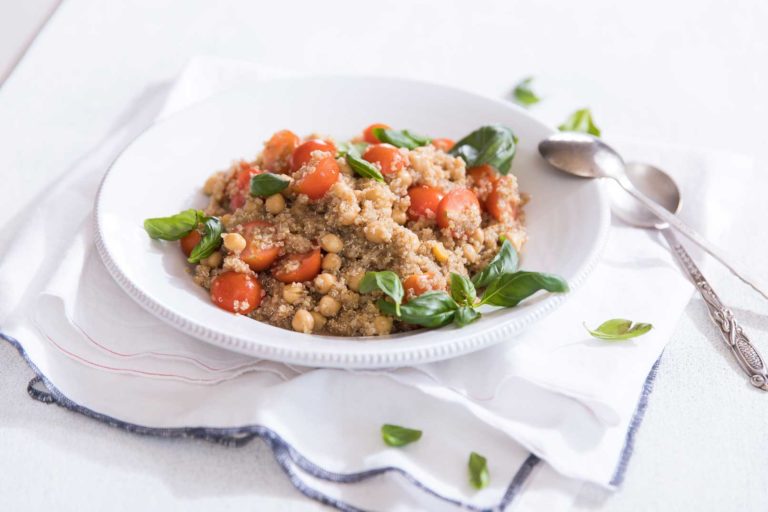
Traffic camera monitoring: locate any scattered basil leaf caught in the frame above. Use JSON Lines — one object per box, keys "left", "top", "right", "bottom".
{"left": 143, "top": 209, "right": 204, "bottom": 241}
{"left": 512, "top": 77, "right": 540, "bottom": 107}
{"left": 468, "top": 452, "right": 489, "bottom": 490}
{"left": 455, "top": 306, "right": 481, "bottom": 327}
{"left": 187, "top": 216, "right": 223, "bottom": 264}
{"left": 381, "top": 424, "right": 422, "bottom": 447}
{"left": 471, "top": 239, "right": 519, "bottom": 288}
{"left": 377, "top": 291, "right": 458, "bottom": 328}
{"left": 558, "top": 108, "right": 601, "bottom": 136}
{"left": 360, "top": 271, "right": 404, "bottom": 315}
{"left": 371, "top": 127, "right": 431, "bottom": 150}
{"left": 585, "top": 319, "right": 653, "bottom": 341}
{"left": 449, "top": 124, "right": 517, "bottom": 175}
{"left": 250, "top": 173, "right": 290, "bottom": 197}
{"left": 480, "top": 271, "right": 569, "bottom": 307}
{"left": 449, "top": 273, "right": 477, "bottom": 306}
{"left": 346, "top": 153, "right": 385, "bottom": 183}
{"left": 337, "top": 141, "right": 369, "bottom": 158}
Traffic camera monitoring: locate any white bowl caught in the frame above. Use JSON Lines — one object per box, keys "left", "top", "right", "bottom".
{"left": 95, "top": 76, "right": 609, "bottom": 368}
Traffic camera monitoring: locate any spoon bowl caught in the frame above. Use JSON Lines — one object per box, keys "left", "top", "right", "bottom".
{"left": 610, "top": 162, "right": 682, "bottom": 229}
{"left": 538, "top": 132, "right": 626, "bottom": 180}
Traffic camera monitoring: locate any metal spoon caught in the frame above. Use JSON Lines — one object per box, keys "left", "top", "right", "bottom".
{"left": 611, "top": 161, "right": 768, "bottom": 390}
{"left": 539, "top": 133, "right": 768, "bottom": 302}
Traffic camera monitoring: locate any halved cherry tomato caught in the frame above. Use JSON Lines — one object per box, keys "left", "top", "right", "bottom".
{"left": 486, "top": 179, "right": 518, "bottom": 221}
{"left": 262, "top": 130, "right": 300, "bottom": 173}
{"left": 210, "top": 271, "right": 262, "bottom": 314}
{"left": 293, "top": 156, "right": 339, "bottom": 199}
{"left": 273, "top": 248, "right": 322, "bottom": 283}
{"left": 230, "top": 165, "right": 263, "bottom": 210}
{"left": 180, "top": 230, "right": 202, "bottom": 257}
{"left": 240, "top": 221, "right": 281, "bottom": 271}
{"left": 436, "top": 188, "right": 481, "bottom": 230}
{"left": 363, "top": 143, "right": 406, "bottom": 176}
{"left": 404, "top": 273, "right": 436, "bottom": 299}
{"left": 468, "top": 164, "right": 498, "bottom": 186}
{"left": 431, "top": 138, "right": 455, "bottom": 152}
{"left": 363, "top": 123, "right": 390, "bottom": 144}
{"left": 407, "top": 186, "right": 444, "bottom": 221}
{"left": 291, "top": 139, "right": 337, "bottom": 171}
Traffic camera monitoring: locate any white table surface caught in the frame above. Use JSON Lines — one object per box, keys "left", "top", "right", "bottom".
{"left": 2, "top": 0, "right": 767, "bottom": 510}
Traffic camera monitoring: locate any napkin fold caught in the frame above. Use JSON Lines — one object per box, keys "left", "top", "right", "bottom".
{"left": 1, "top": 56, "right": 753, "bottom": 511}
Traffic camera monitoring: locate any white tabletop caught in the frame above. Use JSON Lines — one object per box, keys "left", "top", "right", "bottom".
{"left": 2, "top": 1, "right": 767, "bottom": 510}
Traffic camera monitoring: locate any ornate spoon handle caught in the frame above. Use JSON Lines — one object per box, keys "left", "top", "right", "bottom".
{"left": 661, "top": 229, "right": 768, "bottom": 390}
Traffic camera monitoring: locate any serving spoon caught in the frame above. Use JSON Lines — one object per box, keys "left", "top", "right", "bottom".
{"left": 539, "top": 133, "right": 768, "bottom": 302}
{"left": 611, "top": 161, "right": 768, "bottom": 390}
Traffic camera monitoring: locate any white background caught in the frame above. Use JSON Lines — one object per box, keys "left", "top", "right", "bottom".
{"left": 1, "top": 0, "right": 767, "bottom": 510}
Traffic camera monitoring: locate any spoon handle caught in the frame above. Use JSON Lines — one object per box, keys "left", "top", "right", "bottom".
{"left": 660, "top": 229, "right": 768, "bottom": 390}
{"left": 616, "top": 176, "right": 768, "bottom": 302}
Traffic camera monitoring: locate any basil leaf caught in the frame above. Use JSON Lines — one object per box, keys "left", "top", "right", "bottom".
{"left": 360, "top": 271, "right": 404, "bottom": 315}
{"left": 346, "top": 154, "right": 385, "bottom": 183}
{"left": 371, "top": 127, "right": 431, "bottom": 150}
{"left": 188, "top": 217, "right": 223, "bottom": 263}
{"left": 512, "top": 77, "right": 541, "bottom": 107}
{"left": 455, "top": 306, "right": 481, "bottom": 327}
{"left": 468, "top": 452, "right": 489, "bottom": 489}
{"left": 480, "top": 271, "right": 569, "bottom": 307}
{"left": 381, "top": 424, "right": 422, "bottom": 447}
{"left": 337, "top": 141, "right": 368, "bottom": 158}
{"left": 449, "top": 273, "right": 477, "bottom": 306}
{"left": 449, "top": 125, "right": 517, "bottom": 175}
{"left": 558, "top": 108, "right": 601, "bottom": 136}
{"left": 471, "top": 239, "right": 519, "bottom": 288}
{"left": 143, "top": 209, "right": 203, "bottom": 240}
{"left": 377, "top": 291, "right": 458, "bottom": 328}
{"left": 585, "top": 319, "right": 653, "bottom": 341}
{"left": 250, "top": 173, "right": 290, "bottom": 197}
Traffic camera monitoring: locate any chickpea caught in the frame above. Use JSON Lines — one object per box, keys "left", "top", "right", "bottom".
{"left": 322, "top": 253, "right": 342, "bottom": 272}
{"left": 320, "top": 233, "right": 343, "bottom": 253}
{"left": 373, "top": 315, "right": 393, "bottom": 335}
{"left": 314, "top": 273, "right": 337, "bottom": 294}
{"left": 364, "top": 222, "right": 390, "bottom": 243}
{"left": 346, "top": 271, "right": 365, "bottom": 292}
{"left": 265, "top": 193, "right": 286, "bottom": 214}
{"left": 222, "top": 233, "right": 246, "bottom": 254}
{"left": 282, "top": 283, "right": 304, "bottom": 304}
{"left": 202, "top": 251, "right": 223, "bottom": 268}
{"left": 432, "top": 242, "right": 450, "bottom": 264}
{"left": 392, "top": 209, "right": 407, "bottom": 225}
{"left": 463, "top": 244, "right": 479, "bottom": 263}
{"left": 311, "top": 311, "right": 327, "bottom": 331}
{"left": 292, "top": 309, "right": 314, "bottom": 334}
{"left": 203, "top": 174, "right": 219, "bottom": 195}
{"left": 318, "top": 296, "right": 341, "bottom": 317}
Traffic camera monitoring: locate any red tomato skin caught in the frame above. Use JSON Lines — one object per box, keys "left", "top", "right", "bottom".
{"left": 239, "top": 221, "right": 281, "bottom": 271}
{"left": 431, "top": 138, "right": 455, "bottom": 152}
{"left": 273, "top": 248, "right": 322, "bottom": 283}
{"left": 293, "top": 157, "right": 340, "bottom": 199}
{"left": 210, "top": 272, "right": 262, "bottom": 314}
{"left": 436, "top": 188, "right": 481, "bottom": 230}
{"left": 180, "top": 230, "right": 202, "bottom": 257}
{"left": 362, "top": 143, "right": 406, "bottom": 176}
{"left": 291, "top": 139, "right": 337, "bottom": 171}
{"left": 363, "top": 123, "right": 390, "bottom": 144}
{"left": 407, "top": 186, "right": 444, "bottom": 221}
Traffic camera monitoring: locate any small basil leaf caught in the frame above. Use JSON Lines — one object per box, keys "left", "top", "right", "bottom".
{"left": 449, "top": 124, "right": 517, "bottom": 175}
{"left": 449, "top": 273, "right": 477, "bottom": 306}
{"left": 371, "top": 127, "right": 431, "bottom": 150}
{"left": 250, "top": 173, "right": 290, "bottom": 197}
{"left": 188, "top": 217, "right": 223, "bottom": 263}
{"left": 468, "top": 452, "right": 490, "bottom": 490}
{"left": 337, "top": 141, "right": 369, "bottom": 158}
{"left": 381, "top": 424, "right": 422, "bottom": 447}
{"left": 377, "top": 291, "right": 458, "bottom": 328}
{"left": 558, "top": 108, "right": 601, "bottom": 136}
{"left": 585, "top": 319, "right": 653, "bottom": 341}
{"left": 455, "top": 306, "right": 481, "bottom": 327}
{"left": 143, "top": 209, "right": 203, "bottom": 240}
{"left": 360, "top": 271, "right": 404, "bottom": 315}
{"left": 512, "top": 76, "right": 541, "bottom": 107}
{"left": 346, "top": 154, "right": 385, "bottom": 182}
{"left": 471, "top": 239, "right": 519, "bottom": 288}
{"left": 402, "top": 130, "right": 431, "bottom": 146}
{"left": 480, "top": 271, "right": 569, "bottom": 307}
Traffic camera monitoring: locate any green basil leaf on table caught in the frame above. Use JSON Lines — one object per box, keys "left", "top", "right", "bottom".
{"left": 143, "top": 209, "right": 204, "bottom": 240}
{"left": 187, "top": 216, "right": 223, "bottom": 264}
{"left": 250, "top": 173, "right": 291, "bottom": 197}
{"left": 449, "top": 124, "right": 518, "bottom": 175}
{"left": 360, "top": 271, "right": 404, "bottom": 315}
{"left": 337, "top": 141, "right": 369, "bottom": 158}
{"left": 471, "top": 239, "right": 519, "bottom": 288}
{"left": 558, "top": 108, "right": 601, "bottom": 136}
{"left": 512, "top": 76, "right": 541, "bottom": 107}
{"left": 585, "top": 319, "right": 653, "bottom": 341}
{"left": 377, "top": 291, "right": 459, "bottom": 328}
{"left": 449, "top": 272, "right": 477, "bottom": 306}
{"left": 454, "top": 306, "right": 481, "bottom": 327}
{"left": 381, "top": 424, "right": 423, "bottom": 447}
{"left": 346, "top": 153, "right": 385, "bottom": 183}
{"left": 468, "top": 452, "right": 490, "bottom": 489}
{"left": 371, "top": 127, "right": 431, "bottom": 150}
{"left": 480, "top": 271, "right": 569, "bottom": 307}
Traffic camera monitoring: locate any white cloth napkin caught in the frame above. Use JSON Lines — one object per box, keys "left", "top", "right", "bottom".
{"left": 0, "top": 57, "right": 753, "bottom": 511}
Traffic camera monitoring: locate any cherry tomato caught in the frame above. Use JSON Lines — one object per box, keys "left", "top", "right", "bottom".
{"left": 180, "top": 230, "right": 202, "bottom": 257}
{"left": 468, "top": 164, "right": 498, "bottom": 186}
{"left": 210, "top": 271, "right": 262, "bottom": 314}
{"left": 404, "top": 273, "right": 436, "bottom": 299}
{"left": 262, "top": 130, "right": 300, "bottom": 173}
{"left": 291, "top": 139, "right": 337, "bottom": 172}
{"left": 486, "top": 179, "right": 518, "bottom": 221}
{"left": 363, "top": 143, "right": 406, "bottom": 176}
{"left": 273, "top": 248, "right": 322, "bottom": 283}
{"left": 363, "top": 123, "right": 390, "bottom": 144}
{"left": 431, "top": 138, "right": 455, "bottom": 152}
{"left": 293, "top": 156, "right": 340, "bottom": 199}
{"left": 407, "top": 186, "right": 444, "bottom": 221}
{"left": 239, "top": 221, "right": 281, "bottom": 271}
{"left": 436, "top": 188, "right": 481, "bottom": 230}
{"left": 231, "top": 166, "right": 263, "bottom": 210}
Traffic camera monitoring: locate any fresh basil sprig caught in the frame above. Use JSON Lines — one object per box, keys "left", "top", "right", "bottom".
{"left": 337, "top": 141, "right": 369, "bottom": 158}
{"left": 471, "top": 239, "right": 519, "bottom": 288}
{"left": 449, "top": 124, "right": 518, "bottom": 175}
{"left": 371, "top": 127, "right": 431, "bottom": 150}
{"left": 468, "top": 452, "right": 490, "bottom": 489}
{"left": 512, "top": 77, "right": 541, "bottom": 107}
{"left": 143, "top": 209, "right": 204, "bottom": 240}
{"left": 250, "top": 173, "right": 290, "bottom": 197}
{"left": 360, "top": 271, "right": 404, "bottom": 315}
{"left": 558, "top": 108, "right": 601, "bottom": 136}
{"left": 450, "top": 273, "right": 477, "bottom": 306}
{"left": 377, "top": 291, "right": 458, "bottom": 328}
{"left": 585, "top": 319, "right": 653, "bottom": 341}
{"left": 187, "top": 216, "right": 223, "bottom": 263}
{"left": 480, "top": 271, "right": 569, "bottom": 307}
{"left": 455, "top": 306, "right": 481, "bottom": 327}
{"left": 346, "top": 154, "right": 385, "bottom": 183}
{"left": 381, "top": 424, "right": 422, "bottom": 447}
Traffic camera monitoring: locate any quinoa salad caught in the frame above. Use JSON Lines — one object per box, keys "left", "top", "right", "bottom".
{"left": 144, "top": 124, "right": 568, "bottom": 337}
